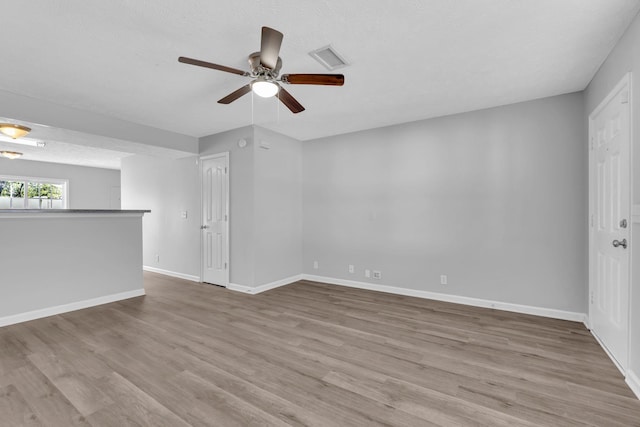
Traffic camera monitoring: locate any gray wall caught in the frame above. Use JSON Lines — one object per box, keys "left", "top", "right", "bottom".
{"left": 0, "top": 157, "right": 120, "bottom": 209}
{"left": 303, "top": 92, "right": 587, "bottom": 313}
{"left": 0, "top": 214, "right": 143, "bottom": 320}
{"left": 121, "top": 154, "right": 200, "bottom": 277}
{"left": 0, "top": 89, "right": 197, "bottom": 154}
{"left": 585, "top": 9, "right": 640, "bottom": 379}
{"left": 200, "top": 125, "right": 302, "bottom": 287}
{"left": 200, "top": 126, "right": 256, "bottom": 286}
{"left": 254, "top": 127, "right": 303, "bottom": 284}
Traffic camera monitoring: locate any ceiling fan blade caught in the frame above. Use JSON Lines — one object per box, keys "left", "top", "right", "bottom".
{"left": 260, "top": 26, "right": 283, "bottom": 70}
{"left": 178, "top": 56, "right": 248, "bottom": 76}
{"left": 218, "top": 84, "right": 252, "bottom": 104}
{"left": 281, "top": 74, "right": 345, "bottom": 86}
{"left": 277, "top": 85, "right": 305, "bottom": 114}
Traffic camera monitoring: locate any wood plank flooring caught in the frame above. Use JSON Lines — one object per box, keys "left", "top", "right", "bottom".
{"left": 1, "top": 271, "right": 639, "bottom": 426}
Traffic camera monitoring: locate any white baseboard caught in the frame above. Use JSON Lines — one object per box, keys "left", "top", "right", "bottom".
{"left": 627, "top": 370, "right": 640, "bottom": 400}
{"left": 219, "top": 271, "right": 588, "bottom": 323}
{"left": 228, "top": 274, "right": 303, "bottom": 295}
{"left": 0, "top": 289, "right": 146, "bottom": 328}
{"left": 143, "top": 266, "right": 200, "bottom": 282}
{"left": 301, "top": 274, "right": 586, "bottom": 323}
{"left": 590, "top": 330, "right": 626, "bottom": 375}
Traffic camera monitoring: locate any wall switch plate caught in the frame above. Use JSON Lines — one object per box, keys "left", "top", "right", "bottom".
{"left": 373, "top": 271, "right": 382, "bottom": 279}
{"left": 440, "top": 275, "right": 447, "bottom": 285}
{"left": 181, "top": 211, "right": 188, "bottom": 219}
{"left": 313, "top": 261, "right": 319, "bottom": 269}
{"left": 155, "top": 254, "right": 160, "bottom": 263}
{"left": 365, "top": 269, "right": 371, "bottom": 278}
{"left": 348, "top": 264, "right": 355, "bottom": 274}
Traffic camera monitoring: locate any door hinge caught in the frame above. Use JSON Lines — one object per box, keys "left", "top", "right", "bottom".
{"left": 224, "top": 214, "right": 228, "bottom": 221}
{"left": 590, "top": 214, "right": 594, "bottom": 227}
{"left": 224, "top": 167, "right": 228, "bottom": 174}
{"left": 590, "top": 291, "right": 594, "bottom": 304}
{"left": 224, "top": 262, "right": 228, "bottom": 270}
{"left": 591, "top": 137, "right": 594, "bottom": 150}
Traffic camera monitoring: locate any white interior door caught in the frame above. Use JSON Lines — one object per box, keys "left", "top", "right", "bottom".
{"left": 589, "top": 74, "right": 631, "bottom": 371}
{"left": 201, "top": 154, "right": 229, "bottom": 286}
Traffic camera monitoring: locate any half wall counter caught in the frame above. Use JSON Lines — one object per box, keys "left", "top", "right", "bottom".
{"left": 0, "top": 209, "right": 150, "bottom": 327}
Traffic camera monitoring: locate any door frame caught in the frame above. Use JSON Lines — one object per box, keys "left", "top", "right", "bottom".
{"left": 588, "top": 72, "right": 632, "bottom": 374}
{"left": 200, "top": 152, "right": 230, "bottom": 287}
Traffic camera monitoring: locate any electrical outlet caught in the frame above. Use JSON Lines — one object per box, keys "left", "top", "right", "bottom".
{"left": 181, "top": 210, "right": 188, "bottom": 219}
{"left": 365, "top": 269, "right": 371, "bottom": 278}
{"left": 348, "top": 264, "right": 355, "bottom": 274}
{"left": 313, "top": 261, "right": 319, "bottom": 269}
{"left": 440, "top": 275, "right": 447, "bottom": 285}
{"left": 373, "top": 271, "right": 382, "bottom": 279}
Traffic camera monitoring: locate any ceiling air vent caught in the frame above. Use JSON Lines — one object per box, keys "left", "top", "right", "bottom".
{"left": 309, "top": 45, "right": 349, "bottom": 71}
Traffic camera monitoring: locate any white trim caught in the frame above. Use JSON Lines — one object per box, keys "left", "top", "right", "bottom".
{"left": 199, "top": 152, "right": 230, "bottom": 287}
{"left": 143, "top": 266, "right": 200, "bottom": 282}
{"left": 0, "top": 289, "right": 145, "bottom": 328}
{"left": 227, "top": 283, "right": 254, "bottom": 293}
{"left": 626, "top": 370, "right": 640, "bottom": 400}
{"left": 228, "top": 274, "right": 303, "bottom": 295}
{"left": 583, "top": 315, "right": 590, "bottom": 330}
{"left": 588, "top": 72, "right": 632, "bottom": 373}
{"left": 301, "top": 274, "right": 586, "bottom": 322}
{"left": 633, "top": 204, "right": 640, "bottom": 223}
{"left": 227, "top": 272, "right": 586, "bottom": 322}
{"left": 591, "top": 329, "right": 626, "bottom": 375}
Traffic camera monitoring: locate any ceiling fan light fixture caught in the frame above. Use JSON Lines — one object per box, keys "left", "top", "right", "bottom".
{"left": 251, "top": 79, "right": 279, "bottom": 98}
{"left": 0, "top": 150, "right": 23, "bottom": 160}
{"left": 0, "top": 123, "right": 31, "bottom": 139}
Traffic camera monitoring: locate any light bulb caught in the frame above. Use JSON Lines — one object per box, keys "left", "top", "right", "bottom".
{"left": 0, "top": 124, "right": 31, "bottom": 139}
{"left": 0, "top": 151, "right": 23, "bottom": 160}
{"left": 251, "top": 80, "right": 279, "bottom": 98}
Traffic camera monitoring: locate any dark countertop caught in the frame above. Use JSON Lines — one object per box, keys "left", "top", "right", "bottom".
{"left": 0, "top": 209, "right": 150, "bottom": 214}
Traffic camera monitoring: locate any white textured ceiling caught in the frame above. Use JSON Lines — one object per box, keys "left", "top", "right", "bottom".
{"left": 0, "top": 0, "right": 639, "bottom": 165}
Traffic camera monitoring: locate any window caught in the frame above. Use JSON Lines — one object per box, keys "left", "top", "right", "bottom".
{"left": 0, "top": 176, "right": 68, "bottom": 209}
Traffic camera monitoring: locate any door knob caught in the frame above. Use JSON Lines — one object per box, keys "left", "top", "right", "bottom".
{"left": 200, "top": 225, "right": 209, "bottom": 230}
{"left": 612, "top": 238, "right": 627, "bottom": 249}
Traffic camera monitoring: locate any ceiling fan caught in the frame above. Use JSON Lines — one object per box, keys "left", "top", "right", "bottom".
{"left": 178, "top": 26, "right": 345, "bottom": 114}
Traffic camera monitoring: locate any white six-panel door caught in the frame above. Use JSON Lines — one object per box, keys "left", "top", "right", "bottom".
{"left": 589, "top": 73, "right": 631, "bottom": 371}
{"left": 201, "top": 154, "right": 229, "bottom": 286}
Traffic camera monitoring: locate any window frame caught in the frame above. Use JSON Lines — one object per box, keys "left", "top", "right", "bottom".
{"left": 0, "top": 174, "right": 69, "bottom": 209}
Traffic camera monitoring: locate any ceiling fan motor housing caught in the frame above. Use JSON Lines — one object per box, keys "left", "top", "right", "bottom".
{"left": 248, "top": 52, "right": 282, "bottom": 77}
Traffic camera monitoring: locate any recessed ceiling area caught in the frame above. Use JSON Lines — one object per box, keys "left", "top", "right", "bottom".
{"left": 0, "top": 117, "right": 195, "bottom": 169}
{"left": 0, "top": 0, "right": 639, "bottom": 167}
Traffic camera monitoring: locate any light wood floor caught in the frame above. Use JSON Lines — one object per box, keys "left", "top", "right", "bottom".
{"left": 1, "top": 272, "right": 639, "bottom": 426}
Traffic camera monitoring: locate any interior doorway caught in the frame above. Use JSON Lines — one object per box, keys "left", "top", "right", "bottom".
{"left": 589, "top": 73, "right": 632, "bottom": 372}
{"left": 201, "top": 153, "right": 229, "bottom": 287}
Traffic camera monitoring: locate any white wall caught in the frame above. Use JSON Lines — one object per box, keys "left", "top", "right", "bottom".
{"left": 303, "top": 92, "right": 587, "bottom": 313}
{"left": 585, "top": 9, "right": 640, "bottom": 384}
{"left": 0, "top": 157, "right": 120, "bottom": 209}
{"left": 121, "top": 154, "right": 200, "bottom": 278}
